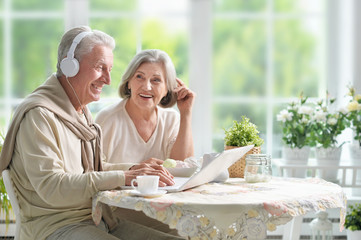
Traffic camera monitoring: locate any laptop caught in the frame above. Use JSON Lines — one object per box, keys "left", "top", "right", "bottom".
{"left": 160, "top": 145, "right": 254, "bottom": 192}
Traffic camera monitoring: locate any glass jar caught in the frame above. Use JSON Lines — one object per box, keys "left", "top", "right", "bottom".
{"left": 244, "top": 154, "right": 272, "bottom": 183}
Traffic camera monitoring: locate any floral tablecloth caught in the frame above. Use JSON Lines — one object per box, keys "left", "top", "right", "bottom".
{"left": 92, "top": 177, "right": 346, "bottom": 240}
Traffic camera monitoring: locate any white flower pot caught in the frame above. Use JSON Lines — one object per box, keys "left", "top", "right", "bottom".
{"left": 347, "top": 230, "right": 361, "bottom": 240}
{"left": 315, "top": 147, "right": 342, "bottom": 182}
{"left": 350, "top": 143, "right": 361, "bottom": 196}
{"left": 350, "top": 142, "right": 361, "bottom": 161}
{"left": 282, "top": 146, "right": 310, "bottom": 178}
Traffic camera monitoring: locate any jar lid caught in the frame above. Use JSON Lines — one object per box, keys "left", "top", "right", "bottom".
{"left": 246, "top": 154, "right": 271, "bottom": 165}
{"left": 246, "top": 154, "right": 271, "bottom": 159}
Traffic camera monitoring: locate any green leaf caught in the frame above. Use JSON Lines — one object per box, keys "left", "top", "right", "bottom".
{"left": 224, "top": 116, "right": 264, "bottom": 147}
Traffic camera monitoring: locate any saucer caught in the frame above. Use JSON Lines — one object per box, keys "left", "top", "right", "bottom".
{"left": 129, "top": 189, "right": 167, "bottom": 198}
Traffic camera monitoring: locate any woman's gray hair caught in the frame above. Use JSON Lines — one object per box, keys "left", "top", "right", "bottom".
{"left": 56, "top": 26, "right": 115, "bottom": 78}
{"left": 119, "top": 49, "right": 177, "bottom": 108}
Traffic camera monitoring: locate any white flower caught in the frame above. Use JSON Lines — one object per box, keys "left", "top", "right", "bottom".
{"left": 348, "top": 101, "right": 361, "bottom": 111}
{"left": 277, "top": 110, "right": 293, "bottom": 122}
{"left": 300, "top": 116, "right": 309, "bottom": 124}
{"left": 327, "top": 118, "right": 338, "bottom": 125}
{"left": 313, "top": 111, "right": 327, "bottom": 122}
{"left": 338, "top": 107, "right": 349, "bottom": 115}
{"left": 298, "top": 106, "right": 313, "bottom": 115}
{"left": 315, "top": 105, "right": 321, "bottom": 110}
{"left": 287, "top": 105, "right": 298, "bottom": 111}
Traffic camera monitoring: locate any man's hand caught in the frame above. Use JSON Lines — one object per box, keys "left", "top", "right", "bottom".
{"left": 126, "top": 160, "right": 174, "bottom": 187}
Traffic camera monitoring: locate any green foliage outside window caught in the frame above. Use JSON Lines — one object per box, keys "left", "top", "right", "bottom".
{"left": 141, "top": 19, "right": 188, "bottom": 84}
{"left": 212, "top": 0, "right": 324, "bottom": 156}
{"left": 213, "top": 20, "right": 266, "bottom": 97}
{"left": 274, "top": 20, "right": 320, "bottom": 97}
{"left": 12, "top": 20, "right": 62, "bottom": 98}
{"left": 214, "top": 0, "right": 266, "bottom": 12}
{"left": 90, "top": 0, "right": 136, "bottom": 11}
{"left": 12, "top": 0, "right": 62, "bottom": 10}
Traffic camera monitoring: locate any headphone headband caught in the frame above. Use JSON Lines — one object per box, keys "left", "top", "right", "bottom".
{"left": 66, "top": 31, "right": 91, "bottom": 59}
{"left": 60, "top": 31, "right": 92, "bottom": 77}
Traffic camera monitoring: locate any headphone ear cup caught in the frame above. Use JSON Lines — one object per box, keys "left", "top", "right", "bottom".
{"left": 60, "top": 57, "right": 80, "bottom": 77}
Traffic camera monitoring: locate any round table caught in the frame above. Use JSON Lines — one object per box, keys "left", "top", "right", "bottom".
{"left": 92, "top": 177, "right": 346, "bottom": 239}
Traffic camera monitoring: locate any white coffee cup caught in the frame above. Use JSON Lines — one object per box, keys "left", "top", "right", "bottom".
{"left": 131, "top": 175, "right": 159, "bottom": 194}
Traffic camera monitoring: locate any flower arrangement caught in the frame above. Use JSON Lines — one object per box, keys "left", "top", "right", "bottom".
{"left": 345, "top": 203, "right": 361, "bottom": 231}
{"left": 224, "top": 116, "right": 264, "bottom": 147}
{"left": 346, "top": 86, "right": 361, "bottom": 147}
{"left": 277, "top": 91, "right": 350, "bottom": 150}
{"left": 276, "top": 93, "right": 313, "bottom": 149}
{"left": 309, "top": 92, "right": 349, "bottom": 149}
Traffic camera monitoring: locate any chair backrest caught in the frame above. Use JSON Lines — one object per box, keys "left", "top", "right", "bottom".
{"left": 2, "top": 169, "right": 21, "bottom": 239}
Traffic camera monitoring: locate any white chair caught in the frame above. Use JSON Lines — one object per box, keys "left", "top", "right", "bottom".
{"left": 2, "top": 169, "right": 20, "bottom": 240}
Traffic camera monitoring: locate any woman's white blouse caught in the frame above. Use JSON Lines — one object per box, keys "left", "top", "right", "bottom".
{"left": 95, "top": 99, "right": 180, "bottom": 167}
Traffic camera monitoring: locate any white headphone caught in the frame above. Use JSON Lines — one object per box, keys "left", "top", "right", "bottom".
{"left": 60, "top": 31, "right": 91, "bottom": 77}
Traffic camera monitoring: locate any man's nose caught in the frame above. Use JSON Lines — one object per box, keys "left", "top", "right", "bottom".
{"left": 103, "top": 70, "right": 111, "bottom": 85}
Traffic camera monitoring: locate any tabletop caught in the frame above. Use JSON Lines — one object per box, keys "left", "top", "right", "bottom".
{"left": 92, "top": 177, "right": 346, "bottom": 240}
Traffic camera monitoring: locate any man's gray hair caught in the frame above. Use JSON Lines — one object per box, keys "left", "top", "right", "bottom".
{"left": 56, "top": 26, "right": 115, "bottom": 77}
{"left": 118, "top": 49, "right": 177, "bottom": 108}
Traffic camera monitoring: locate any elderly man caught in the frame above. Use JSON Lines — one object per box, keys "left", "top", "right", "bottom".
{"left": 0, "top": 26, "right": 181, "bottom": 240}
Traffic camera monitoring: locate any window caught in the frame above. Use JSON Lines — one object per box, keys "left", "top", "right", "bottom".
{"left": 0, "top": 0, "right": 64, "bottom": 128}
{"left": 0, "top": 0, "right": 356, "bottom": 159}
{"left": 211, "top": 0, "right": 326, "bottom": 158}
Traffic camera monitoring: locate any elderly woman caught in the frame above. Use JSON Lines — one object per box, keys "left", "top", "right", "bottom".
{"left": 95, "top": 49, "right": 195, "bottom": 236}
{"left": 95, "top": 49, "right": 195, "bottom": 169}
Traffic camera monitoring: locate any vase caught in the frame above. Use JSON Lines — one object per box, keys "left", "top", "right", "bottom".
{"left": 282, "top": 146, "right": 310, "bottom": 178}
{"left": 347, "top": 230, "right": 361, "bottom": 240}
{"left": 315, "top": 147, "right": 342, "bottom": 182}
{"left": 225, "top": 146, "right": 261, "bottom": 178}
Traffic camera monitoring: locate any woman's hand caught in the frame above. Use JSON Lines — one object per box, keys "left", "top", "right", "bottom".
{"left": 126, "top": 160, "right": 174, "bottom": 187}
{"left": 141, "top": 157, "right": 164, "bottom": 165}
{"left": 174, "top": 78, "right": 196, "bottom": 115}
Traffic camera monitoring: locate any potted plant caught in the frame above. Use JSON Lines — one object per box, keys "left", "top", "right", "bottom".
{"left": 309, "top": 93, "right": 349, "bottom": 182}
{"left": 345, "top": 203, "right": 361, "bottom": 239}
{"left": 0, "top": 131, "right": 12, "bottom": 228}
{"left": 346, "top": 86, "right": 361, "bottom": 161}
{"left": 276, "top": 93, "right": 313, "bottom": 177}
{"left": 224, "top": 116, "right": 264, "bottom": 178}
